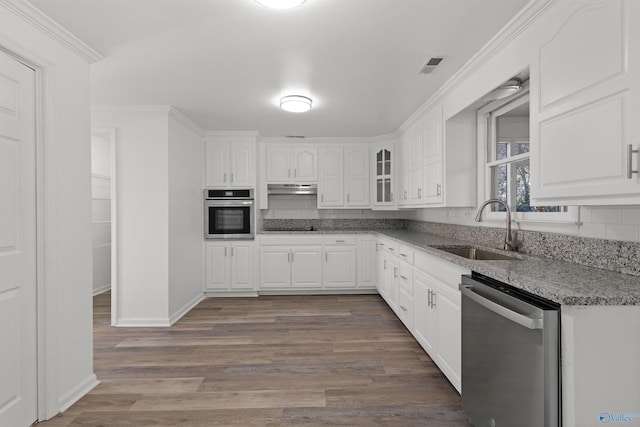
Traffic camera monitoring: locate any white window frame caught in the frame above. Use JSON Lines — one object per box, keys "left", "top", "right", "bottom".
{"left": 477, "top": 88, "right": 579, "bottom": 224}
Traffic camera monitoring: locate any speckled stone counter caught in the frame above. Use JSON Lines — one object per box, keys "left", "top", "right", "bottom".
{"left": 259, "top": 228, "right": 640, "bottom": 306}
{"left": 375, "top": 229, "right": 640, "bottom": 306}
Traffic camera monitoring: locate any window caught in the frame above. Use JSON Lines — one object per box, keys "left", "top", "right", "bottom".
{"left": 478, "top": 90, "right": 576, "bottom": 222}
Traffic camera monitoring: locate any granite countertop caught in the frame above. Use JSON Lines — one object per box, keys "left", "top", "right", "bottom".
{"left": 259, "top": 229, "right": 640, "bottom": 306}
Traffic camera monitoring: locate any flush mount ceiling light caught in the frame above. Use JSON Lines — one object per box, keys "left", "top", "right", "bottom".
{"left": 280, "top": 95, "right": 312, "bottom": 113}
{"left": 255, "top": 0, "right": 307, "bottom": 9}
{"left": 491, "top": 78, "right": 523, "bottom": 100}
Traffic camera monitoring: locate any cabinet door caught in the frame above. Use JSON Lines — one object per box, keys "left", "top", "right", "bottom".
{"left": 372, "top": 145, "right": 394, "bottom": 206}
{"left": 291, "top": 246, "right": 322, "bottom": 288}
{"left": 531, "top": 0, "right": 640, "bottom": 205}
{"left": 408, "top": 166, "right": 423, "bottom": 205}
{"left": 345, "top": 147, "right": 370, "bottom": 207}
{"left": 230, "top": 141, "right": 254, "bottom": 187}
{"left": 318, "top": 147, "right": 344, "bottom": 207}
{"left": 259, "top": 246, "right": 291, "bottom": 288}
{"left": 293, "top": 148, "right": 318, "bottom": 182}
{"left": 323, "top": 246, "right": 356, "bottom": 288}
{"left": 413, "top": 271, "right": 436, "bottom": 355}
{"left": 385, "top": 256, "right": 399, "bottom": 312}
{"left": 358, "top": 237, "right": 375, "bottom": 289}
{"left": 230, "top": 243, "right": 253, "bottom": 290}
{"left": 205, "top": 141, "right": 229, "bottom": 187}
{"left": 422, "top": 109, "right": 444, "bottom": 204}
{"left": 432, "top": 282, "right": 461, "bottom": 392}
{"left": 397, "top": 286, "right": 414, "bottom": 331}
{"left": 376, "top": 243, "right": 388, "bottom": 297}
{"left": 266, "top": 147, "right": 292, "bottom": 182}
{"left": 205, "top": 244, "right": 229, "bottom": 290}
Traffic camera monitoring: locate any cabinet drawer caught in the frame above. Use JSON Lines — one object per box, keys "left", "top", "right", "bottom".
{"left": 398, "top": 262, "right": 413, "bottom": 294}
{"left": 322, "top": 235, "right": 356, "bottom": 245}
{"left": 397, "top": 287, "right": 414, "bottom": 330}
{"left": 383, "top": 241, "right": 399, "bottom": 256}
{"left": 397, "top": 244, "right": 414, "bottom": 265}
{"left": 259, "top": 235, "right": 323, "bottom": 246}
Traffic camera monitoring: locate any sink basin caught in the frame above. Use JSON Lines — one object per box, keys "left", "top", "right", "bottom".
{"left": 436, "top": 247, "right": 521, "bottom": 261}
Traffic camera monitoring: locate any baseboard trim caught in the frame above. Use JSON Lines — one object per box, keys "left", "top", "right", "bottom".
{"left": 58, "top": 373, "right": 99, "bottom": 413}
{"left": 203, "top": 291, "right": 259, "bottom": 298}
{"left": 113, "top": 317, "right": 172, "bottom": 327}
{"left": 169, "top": 293, "right": 205, "bottom": 325}
{"left": 258, "top": 289, "right": 379, "bottom": 296}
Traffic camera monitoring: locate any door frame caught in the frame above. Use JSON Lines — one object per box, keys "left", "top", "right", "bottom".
{"left": 91, "top": 128, "right": 117, "bottom": 325}
{"left": 0, "top": 42, "right": 59, "bottom": 420}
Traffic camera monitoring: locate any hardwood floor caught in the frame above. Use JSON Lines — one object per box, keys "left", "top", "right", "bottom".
{"left": 36, "top": 293, "right": 470, "bottom": 426}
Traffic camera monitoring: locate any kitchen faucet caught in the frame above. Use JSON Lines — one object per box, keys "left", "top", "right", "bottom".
{"left": 475, "top": 199, "right": 517, "bottom": 251}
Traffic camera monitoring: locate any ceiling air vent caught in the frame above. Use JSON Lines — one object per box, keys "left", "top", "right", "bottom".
{"left": 418, "top": 56, "right": 445, "bottom": 74}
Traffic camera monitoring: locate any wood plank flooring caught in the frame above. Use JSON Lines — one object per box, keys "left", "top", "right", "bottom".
{"left": 36, "top": 293, "right": 470, "bottom": 426}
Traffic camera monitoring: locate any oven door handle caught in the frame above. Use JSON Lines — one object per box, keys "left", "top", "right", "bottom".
{"left": 460, "top": 284, "right": 543, "bottom": 330}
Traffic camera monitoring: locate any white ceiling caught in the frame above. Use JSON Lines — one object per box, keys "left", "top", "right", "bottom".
{"left": 30, "top": 0, "right": 529, "bottom": 137}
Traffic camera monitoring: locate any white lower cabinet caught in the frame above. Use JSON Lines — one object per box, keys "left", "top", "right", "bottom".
{"left": 357, "top": 236, "right": 375, "bottom": 289}
{"left": 323, "top": 245, "right": 356, "bottom": 289}
{"left": 259, "top": 245, "right": 322, "bottom": 289}
{"left": 376, "top": 237, "right": 468, "bottom": 393}
{"left": 205, "top": 241, "right": 254, "bottom": 292}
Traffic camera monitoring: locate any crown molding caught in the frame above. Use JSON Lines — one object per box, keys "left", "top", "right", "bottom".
{"left": 398, "top": 0, "right": 558, "bottom": 132}
{"left": 1, "top": 0, "right": 104, "bottom": 63}
{"left": 168, "top": 107, "right": 205, "bottom": 137}
{"left": 204, "top": 130, "right": 261, "bottom": 140}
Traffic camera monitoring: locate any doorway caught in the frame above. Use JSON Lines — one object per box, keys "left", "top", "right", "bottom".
{"left": 90, "top": 128, "right": 116, "bottom": 324}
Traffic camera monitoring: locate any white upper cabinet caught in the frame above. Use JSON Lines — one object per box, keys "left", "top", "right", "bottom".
{"left": 344, "top": 146, "right": 370, "bottom": 207}
{"left": 266, "top": 145, "right": 317, "bottom": 183}
{"left": 318, "top": 145, "right": 370, "bottom": 208}
{"left": 422, "top": 107, "right": 444, "bottom": 204}
{"left": 372, "top": 143, "right": 395, "bottom": 208}
{"left": 318, "top": 146, "right": 344, "bottom": 207}
{"left": 531, "top": 0, "right": 640, "bottom": 205}
{"left": 205, "top": 138, "right": 255, "bottom": 188}
{"left": 398, "top": 124, "right": 423, "bottom": 206}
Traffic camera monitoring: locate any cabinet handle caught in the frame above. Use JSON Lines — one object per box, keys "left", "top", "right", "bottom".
{"left": 231, "top": 246, "right": 234, "bottom": 257}
{"left": 384, "top": 259, "right": 387, "bottom": 270}
{"left": 436, "top": 183, "right": 442, "bottom": 197}
{"left": 294, "top": 168, "right": 297, "bottom": 178}
{"left": 393, "top": 266, "right": 398, "bottom": 278}
{"left": 627, "top": 144, "right": 638, "bottom": 179}
{"left": 400, "top": 253, "right": 407, "bottom": 258}
{"left": 288, "top": 169, "right": 291, "bottom": 178}
{"left": 325, "top": 252, "right": 328, "bottom": 262}
{"left": 376, "top": 243, "right": 379, "bottom": 252}
{"left": 431, "top": 292, "right": 436, "bottom": 309}
{"left": 230, "top": 172, "right": 234, "bottom": 183}
{"left": 404, "top": 190, "right": 407, "bottom": 200}
{"left": 427, "top": 289, "right": 432, "bottom": 307}
{"left": 400, "top": 305, "right": 408, "bottom": 312}
{"left": 224, "top": 246, "right": 227, "bottom": 257}
{"left": 379, "top": 243, "right": 385, "bottom": 247}
{"left": 322, "top": 194, "right": 324, "bottom": 203}
{"left": 223, "top": 172, "right": 227, "bottom": 183}
{"left": 400, "top": 275, "right": 407, "bottom": 280}
{"left": 347, "top": 194, "right": 350, "bottom": 203}
{"left": 388, "top": 247, "right": 395, "bottom": 252}
{"left": 418, "top": 188, "right": 422, "bottom": 198}
{"left": 335, "top": 239, "right": 345, "bottom": 243}
{"left": 291, "top": 252, "right": 294, "bottom": 263}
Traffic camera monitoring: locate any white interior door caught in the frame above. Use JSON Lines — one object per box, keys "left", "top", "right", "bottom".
{"left": 0, "top": 51, "right": 38, "bottom": 426}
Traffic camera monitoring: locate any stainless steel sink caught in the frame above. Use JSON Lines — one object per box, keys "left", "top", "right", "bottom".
{"left": 436, "top": 247, "right": 521, "bottom": 261}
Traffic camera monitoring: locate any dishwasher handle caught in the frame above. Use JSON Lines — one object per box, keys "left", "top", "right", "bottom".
{"left": 460, "top": 284, "right": 544, "bottom": 330}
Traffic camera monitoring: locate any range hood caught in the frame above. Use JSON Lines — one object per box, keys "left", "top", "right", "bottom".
{"left": 267, "top": 184, "right": 317, "bottom": 195}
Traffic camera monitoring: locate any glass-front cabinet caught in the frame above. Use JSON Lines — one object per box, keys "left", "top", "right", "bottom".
{"left": 372, "top": 143, "right": 395, "bottom": 208}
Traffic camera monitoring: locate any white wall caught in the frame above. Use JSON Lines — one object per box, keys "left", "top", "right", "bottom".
{"left": 91, "top": 107, "right": 204, "bottom": 326}
{"left": 0, "top": 0, "right": 99, "bottom": 419}
{"left": 91, "top": 107, "right": 171, "bottom": 325}
{"left": 168, "top": 114, "right": 204, "bottom": 321}
{"left": 91, "top": 131, "right": 112, "bottom": 295}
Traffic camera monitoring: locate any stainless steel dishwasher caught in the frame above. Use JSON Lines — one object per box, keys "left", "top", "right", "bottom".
{"left": 460, "top": 273, "right": 560, "bottom": 427}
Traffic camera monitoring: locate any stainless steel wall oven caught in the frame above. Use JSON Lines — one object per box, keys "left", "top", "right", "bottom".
{"left": 204, "top": 189, "right": 254, "bottom": 239}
